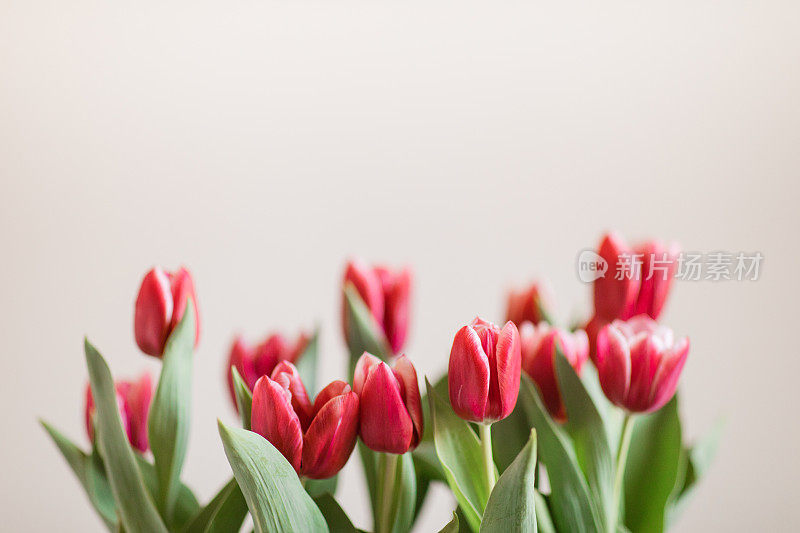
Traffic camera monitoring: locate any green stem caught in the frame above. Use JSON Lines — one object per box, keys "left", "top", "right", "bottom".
{"left": 479, "top": 423, "right": 497, "bottom": 493}
{"left": 612, "top": 413, "right": 635, "bottom": 528}
{"left": 377, "top": 453, "right": 399, "bottom": 533}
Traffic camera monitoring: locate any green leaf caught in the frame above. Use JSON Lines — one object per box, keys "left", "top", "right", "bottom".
{"left": 231, "top": 366, "right": 253, "bottom": 430}
{"left": 84, "top": 339, "right": 168, "bottom": 533}
{"left": 304, "top": 475, "right": 338, "bottom": 499}
{"left": 40, "top": 421, "right": 117, "bottom": 530}
{"left": 667, "top": 417, "right": 724, "bottom": 526}
{"left": 426, "top": 378, "right": 495, "bottom": 532}
{"left": 490, "top": 402, "right": 531, "bottom": 475}
{"left": 313, "top": 493, "right": 359, "bottom": 533}
{"left": 534, "top": 493, "right": 555, "bottom": 533}
{"left": 134, "top": 455, "right": 200, "bottom": 530}
{"left": 439, "top": 511, "right": 460, "bottom": 533}
{"left": 343, "top": 284, "right": 392, "bottom": 373}
{"left": 181, "top": 477, "right": 248, "bottom": 533}
{"left": 623, "top": 396, "right": 682, "bottom": 533}
{"left": 518, "top": 375, "right": 602, "bottom": 533}
{"left": 555, "top": 350, "right": 614, "bottom": 529}
{"left": 217, "top": 421, "right": 328, "bottom": 532}
{"left": 295, "top": 328, "right": 320, "bottom": 395}
{"left": 148, "top": 299, "right": 196, "bottom": 521}
{"left": 480, "top": 429, "right": 538, "bottom": 533}
{"left": 375, "top": 453, "right": 417, "bottom": 533}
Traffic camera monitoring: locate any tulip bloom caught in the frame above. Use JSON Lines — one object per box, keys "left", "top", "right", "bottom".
{"left": 85, "top": 373, "right": 152, "bottom": 452}
{"left": 520, "top": 322, "right": 589, "bottom": 421}
{"left": 596, "top": 315, "right": 689, "bottom": 413}
{"left": 353, "top": 353, "right": 423, "bottom": 454}
{"left": 448, "top": 318, "right": 522, "bottom": 423}
{"left": 342, "top": 260, "right": 412, "bottom": 354}
{"left": 251, "top": 362, "right": 359, "bottom": 479}
{"left": 505, "top": 281, "right": 553, "bottom": 327}
{"left": 134, "top": 266, "right": 200, "bottom": 357}
{"left": 593, "top": 232, "right": 679, "bottom": 323}
{"left": 226, "top": 331, "right": 309, "bottom": 408}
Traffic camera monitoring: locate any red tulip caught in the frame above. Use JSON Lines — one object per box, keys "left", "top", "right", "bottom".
{"left": 353, "top": 353, "right": 423, "bottom": 454}
{"left": 593, "top": 233, "right": 680, "bottom": 323}
{"left": 85, "top": 373, "right": 152, "bottom": 452}
{"left": 342, "top": 260, "right": 412, "bottom": 354}
{"left": 226, "top": 331, "right": 309, "bottom": 409}
{"left": 520, "top": 322, "right": 589, "bottom": 421}
{"left": 596, "top": 315, "right": 689, "bottom": 413}
{"left": 251, "top": 362, "right": 359, "bottom": 479}
{"left": 448, "top": 318, "right": 522, "bottom": 423}
{"left": 505, "top": 281, "right": 553, "bottom": 327}
{"left": 134, "top": 266, "right": 200, "bottom": 358}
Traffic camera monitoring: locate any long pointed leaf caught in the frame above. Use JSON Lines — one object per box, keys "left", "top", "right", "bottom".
{"left": 85, "top": 339, "right": 168, "bottom": 533}
{"left": 623, "top": 396, "right": 682, "bottom": 533}
{"left": 480, "top": 429, "right": 538, "bottom": 533}
{"left": 518, "top": 375, "right": 602, "bottom": 533}
{"left": 217, "top": 421, "right": 327, "bottom": 532}
{"left": 231, "top": 366, "right": 253, "bottom": 429}
{"left": 555, "top": 351, "right": 614, "bottom": 529}
{"left": 148, "top": 299, "right": 196, "bottom": 521}
{"left": 40, "top": 421, "right": 117, "bottom": 530}
{"left": 426, "top": 378, "right": 494, "bottom": 532}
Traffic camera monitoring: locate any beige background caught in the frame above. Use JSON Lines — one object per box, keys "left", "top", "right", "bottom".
{"left": 2, "top": 1, "right": 799, "bottom": 531}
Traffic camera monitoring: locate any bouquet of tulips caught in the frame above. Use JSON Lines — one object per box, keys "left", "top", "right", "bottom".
{"left": 41, "top": 231, "right": 721, "bottom": 533}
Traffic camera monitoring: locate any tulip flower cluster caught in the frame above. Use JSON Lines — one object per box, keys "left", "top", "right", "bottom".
{"left": 44, "top": 236, "right": 717, "bottom": 533}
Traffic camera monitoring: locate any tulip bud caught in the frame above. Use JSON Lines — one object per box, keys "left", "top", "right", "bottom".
{"left": 596, "top": 315, "right": 689, "bottom": 413}
{"left": 134, "top": 266, "right": 200, "bottom": 358}
{"left": 448, "top": 318, "right": 522, "bottom": 423}
{"left": 251, "top": 362, "right": 359, "bottom": 479}
{"left": 520, "top": 322, "right": 588, "bottom": 421}
{"left": 85, "top": 373, "right": 152, "bottom": 452}
{"left": 342, "top": 260, "right": 412, "bottom": 354}
{"left": 353, "top": 353, "right": 423, "bottom": 454}
{"left": 226, "top": 331, "right": 309, "bottom": 410}
{"left": 505, "top": 281, "right": 553, "bottom": 327}
{"left": 594, "top": 232, "right": 640, "bottom": 322}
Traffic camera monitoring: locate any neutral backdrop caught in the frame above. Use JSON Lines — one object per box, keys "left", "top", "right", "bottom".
{"left": 2, "top": 1, "right": 798, "bottom": 531}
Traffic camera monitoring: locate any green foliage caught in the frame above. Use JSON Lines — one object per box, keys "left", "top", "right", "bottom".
{"left": 217, "top": 421, "right": 327, "bottom": 532}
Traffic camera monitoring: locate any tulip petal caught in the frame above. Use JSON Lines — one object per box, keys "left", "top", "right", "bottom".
{"left": 392, "top": 355, "right": 424, "bottom": 448}
{"left": 485, "top": 321, "right": 522, "bottom": 422}
{"left": 625, "top": 335, "right": 662, "bottom": 412}
{"left": 227, "top": 336, "right": 257, "bottom": 409}
{"left": 167, "top": 267, "right": 200, "bottom": 348}
{"left": 251, "top": 377, "right": 303, "bottom": 473}
{"left": 648, "top": 337, "right": 689, "bottom": 412}
{"left": 302, "top": 391, "right": 360, "bottom": 479}
{"left": 380, "top": 267, "right": 412, "bottom": 353}
{"left": 271, "top": 361, "right": 313, "bottom": 430}
{"left": 313, "top": 380, "right": 351, "bottom": 415}
{"left": 353, "top": 352, "right": 382, "bottom": 396}
{"left": 359, "top": 362, "right": 413, "bottom": 453}
{"left": 134, "top": 267, "right": 173, "bottom": 357}
{"left": 448, "top": 325, "right": 490, "bottom": 422}
{"left": 594, "top": 232, "right": 640, "bottom": 321}
{"left": 342, "top": 260, "right": 385, "bottom": 342}
{"left": 125, "top": 373, "right": 152, "bottom": 453}
{"left": 596, "top": 325, "right": 631, "bottom": 406}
